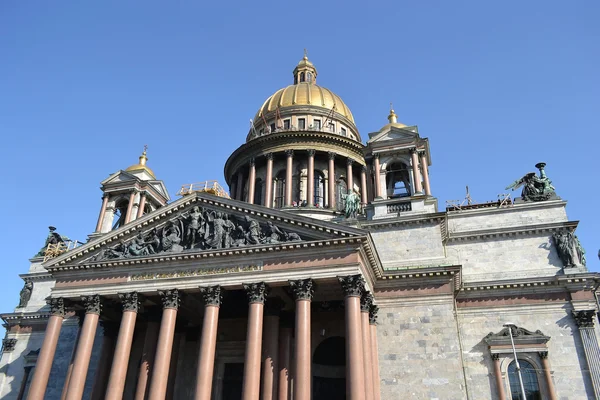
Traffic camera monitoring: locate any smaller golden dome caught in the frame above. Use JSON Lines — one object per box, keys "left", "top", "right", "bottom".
{"left": 125, "top": 146, "right": 156, "bottom": 178}
{"left": 383, "top": 103, "right": 407, "bottom": 129}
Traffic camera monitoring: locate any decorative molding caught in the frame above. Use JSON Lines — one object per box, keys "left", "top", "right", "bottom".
{"left": 199, "top": 285, "right": 222, "bottom": 307}
{"left": 307, "top": 149, "right": 316, "bottom": 157}
{"left": 328, "top": 151, "right": 336, "bottom": 161}
{"left": 289, "top": 278, "right": 314, "bottom": 301}
{"left": 491, "top": 353, "right": 500, "bottom": 361}
{"left": 347, "top": 158, "right": 354, "bottom": 166}
{"left": 538, "top": 351, "right": 548, "bottom": 359}
{"left": 338, "top": 274, "right": 365, "bottom": 297}
{"left": 265, "top": 152, "right": 274, "bottom": 161}
{"left": 285, "top": 149, "right": 294, "bottom": 157}
{"left": 360, "top": 292, "right": 374, "bottom": 312}
{"left": 249, "top": 158, "right": 256, "bottom": 167}
{"left": 159, "top": 289, "right": 181, "bottom": 310}
{"left": 47, "top": 298, "right": 65, "bottom": 317}
{"left": 369, "top": 304, "right": 379, "bottom": 324}
{"left": 2, "top": 338, "right": 17, "bottom": 352}
{"left": 484, "top": 325, "right": 550, "bottom": 347}
{"left": 119, "top": 292, "right": 143, "bottom": 313}
{"left": 573, "top": 310, "right": 596, "bottom": 328}
{"left": 82, "top": 295, "right": 102, "bottom": 315}
{"left": 131, "top": 265, "right": 262, "bottom": 281}
{"left": 243, "top": 282, "right": 269, "bottom": 304}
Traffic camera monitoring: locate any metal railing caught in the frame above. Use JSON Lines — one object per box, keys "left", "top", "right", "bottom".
{"left": 43, "top": 240, "right": 82, "bottom": 262}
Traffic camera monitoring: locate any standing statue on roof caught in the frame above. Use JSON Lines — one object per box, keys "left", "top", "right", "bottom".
{"left": 35, "top": 226, "right": 67, "bottom": 257}
{"left": 342, "top": 191, "right": 361, "bottom": 219}
{"left": 506, "top": 162, "right": 556, "bottom": 202}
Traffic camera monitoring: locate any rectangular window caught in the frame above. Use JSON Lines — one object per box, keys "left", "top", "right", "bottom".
{"left": 314, "top": 119, "right": 321, "bottom": 130}
{"left": 298, "top": 118, "right": 306, "bottom": 129}
{"left": 284, "top": 119, "right": 290, "bottom": 129}
{"left": 328, "top": 122, "right": 335, "bottom": 132}
{"left": 341, "top": 127, "right": 347, "bottom": 136}
{"left": 270, "top": 123, "right": 276, "bottom": 132}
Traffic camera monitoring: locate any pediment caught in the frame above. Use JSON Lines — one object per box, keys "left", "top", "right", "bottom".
{"left": 44, "top": 193, "right": 367, "bottom": 270}
{"left": 101, "top": 170, "right": 139, "bottom": 185}
{"left": 484, "top": 326, "right": 550, "bottom": 347}
{"left": 368, "top": 125, "right": 419, "bottom": 144}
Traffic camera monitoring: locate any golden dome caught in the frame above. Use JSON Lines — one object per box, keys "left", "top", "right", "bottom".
{"left": 125, "top": 146, "right": 156, "bottom": 178}
{"left": 254, "top": 83, "right": 355, "bottom": 123}
{"left": 383, "top": 104, "right": 407, "bottom": 129}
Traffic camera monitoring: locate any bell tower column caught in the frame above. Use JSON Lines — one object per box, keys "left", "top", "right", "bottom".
{"left": 419, "top": 151, "right": 431, "bottom": 195}
{"left": 360, "top": 166, "right": 368, "bottom": 204}
{"left": 136, "top": 192, "right": 147, "bottom": 219}
{"left": 373, "top": 155, "right": 382, "bottom": 199}
{"left": 124, "top": 190, "right": 137, "bottom": 224}
{"left": 410, "top": 148, "right": 423, "bottom": 195}
{"left": 95, "top": 195, "right": 109, "bottom": 232}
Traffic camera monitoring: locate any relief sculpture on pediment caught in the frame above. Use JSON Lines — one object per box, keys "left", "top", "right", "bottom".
{"left": 92, "top": 207, "right": 303, "bottom": 261}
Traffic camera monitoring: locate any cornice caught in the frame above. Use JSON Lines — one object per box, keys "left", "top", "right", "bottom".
{"left": 376, "top": 265, "right": 462, "bottom": 291}
{"left": 19, "top": 272, "right": 53, "bottom": 282}
{"left": 447, "top": 221, "right": 578, "bottom": 242}
{"left": 446, "top": 199, "right": 568, "bottom": 217}
{"left": 1, "top": 312, "right": 50, "bottom": 327}
{"left": 357, "top": 212, "right": 446, "bottom": 230}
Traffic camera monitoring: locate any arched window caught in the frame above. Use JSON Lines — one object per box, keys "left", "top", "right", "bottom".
{"left": 386, "top": 162, "right": 411, "bottom": 198}
{"left": 307, "top": 72, "right": 313, "bottom": 83}
{"left": 313, "top": 171, "right": 325, "bottom": 207}
{"left": 508, "top": 360, "right": 541, "bottom": 400}
{"left": 274, "top": 171, "right": 286, "bottom": 208}
{"left": 336, "top": 178, "right": 347, "bottom": 212}
{"left": 254, "top": 178, "right": 263, "bottom": 205}
{"left": 300, "top": 72, "right": 305, "bottom": 82}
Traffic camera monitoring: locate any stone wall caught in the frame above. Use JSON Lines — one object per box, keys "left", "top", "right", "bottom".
{"left": 376, "top": 299, "right": 467, "bottom": 400}
{"left": 0, "top": 331, "right": 44, "bottom": 400}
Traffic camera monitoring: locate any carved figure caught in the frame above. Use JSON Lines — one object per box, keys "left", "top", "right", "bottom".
{"left": 35, "top": 226, "right": 66, "bottom": 257}
{"left": 284, "top": 231, "right": 302, "bottom": 241}
{"left": 184, "top": 206, "right": 205, "bottom": 249}
{"left": 574, "top": 235, "right": 586, "bottom": 266}
{"left": 264, "top": 221, "right": 284, "bottom": 243}
{"left": 128, "top": 233, "right": 153, "bottom": 256}
{"left": 162, "top": 221, "right": 183, "bottom": 253}
{"left": 206, "top": 211, "right": 226, "bottom": 249}
{"left": 222, "top": 214, "right": 235, "bottom": 248}
{"left": 96, "top": 240, "right": 128, "bottom": 260}
{"left": 342, "top": 191, "right": 361, "bottom": 219}
{"left": 145, "top": 228, "right": 161, "bottom": 254}
{"left": 553, "top": 231, "right": 576, "bottom": 267}
{"left": 245, "top": 216, "right": 262, "bottom": 245}
{"left": 231, "top": 225, "right": 247, "bottom": 247}
{"left": 18, "top": 282, "right": 33, "bottom": 308}
{"left": 506, "top": 162, "right": 556, "bottom": 202}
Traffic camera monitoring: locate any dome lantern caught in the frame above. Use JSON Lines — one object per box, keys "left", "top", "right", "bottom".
{"left": 293, "top": 49, "right": 317, "bottom": 84}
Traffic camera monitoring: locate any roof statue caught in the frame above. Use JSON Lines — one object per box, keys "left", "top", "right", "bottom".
{"left": 35, "top": 226, "right": 67, "bottom": 257}
{"left": 505, "top": 162, "right": 556, "bottom": 202}
{"left": 342, "top": 191, "right": 361, "bottom": 219}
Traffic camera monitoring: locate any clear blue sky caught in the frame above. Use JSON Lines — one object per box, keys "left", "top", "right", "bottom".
{"left": 0, "top": 1, "right": 598, "bottom": 317}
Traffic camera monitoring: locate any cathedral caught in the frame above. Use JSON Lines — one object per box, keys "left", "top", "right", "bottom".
{"left": 1, "top": 55, "right": 598, "bottom": 400}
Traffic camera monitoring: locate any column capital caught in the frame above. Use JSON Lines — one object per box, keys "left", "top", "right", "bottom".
{"left": 538, "top": 351, "right": 548, "bottom": 359}
{"left": 159, "top": 289, "right": 181, "bottom": 310}
{"left": 119, "top": 292, "right": 143, "bottom": 313}
{"left": 573, "top": 310, "right": 596, "bottom": 328}
{"left": 410, "top": 147, "right": 419, "bottom": 155}
{"left": 265, "top": 152, "right": 274, "bottom": 161}
{"left": 338, "top": 274, "right": 365, "bottom": 298}
{"left": 328, "top": 151, "right": 336, "bottom": 161}
{"left": 47, "top": 297, "right": 66, "bottom": 317}
{"left": 373, "top": 153, "right": 380, "bottom": 160}
{"left": 418, "top": 151, "right": 427, "bottom": 158}
{"left": 360, "top": 291, "right": 373, "bottom": 312}
{"left": 347, "top": 158, "right": 354, "bottom": 166}
{"left": 289, "top": 278, "right": 314, "bottom": 301}
{"left": 491, "top": 353, "right": 500, "bottom": 361}
{"left": 82, "top": 294, "right": 102, "bottom": 315}
{"left": 249, "top": 158, "right": 256, "bottom": 167}
{"left": 361, "top": 165, "right": 367, "bottom": 173}
{"left": 307, "top": 149, "right": 316, "bottom": 157}
{"left": 368, "top": 304, "right": 379, "bottom": 325}
{"left": 199, "top": 285, "right": 222, "bottom": 307}
{"left": 243, "top": 282, "right": 269, "bottom": 304}
{"left": 285, "top": 149, "right": 294, "bottom": 157}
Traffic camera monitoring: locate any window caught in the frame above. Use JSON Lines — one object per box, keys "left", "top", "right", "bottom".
{"left": 298, "top": 118, "right": 306, "bottom": 130}
{"left": 307, "top": 72, "right": 313, "bottom": 83}
{"left": 300, "top": 72, "right": 305, "bottom": 82}
{"left": 508, "top": 360, "right": 541, "bottom": 400}
{"left": 314, "top": 172, "right": 325, "bottom": 207}
{"left": 283, "top": 119, "right": 290, "bottom": 130}
{"left": 386, "top": 162, "right": 411, "bottom": 198}
{"left": 270, "top": 123, "right": 276, "bottom": 133}
{"left": 328, "top": 122, "right": 335, "bottom": 132}
{"left": 254, "top": 179, "right": 263, "bottom": 205}
{"left": 340, "top": 127, "right": 347, "bottom": 136}
{"left": 274, "top": 171, "right": 286, "bottom": 208}
{"left": 314, "top": 119, "right": 321, "bottom": 130}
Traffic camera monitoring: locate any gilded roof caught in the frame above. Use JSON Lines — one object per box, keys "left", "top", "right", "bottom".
{"left": 254, "top": 83, "right": 355, "bottom": 123}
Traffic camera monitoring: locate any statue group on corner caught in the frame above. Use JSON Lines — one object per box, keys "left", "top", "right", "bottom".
{"left": 506, "top": 162, "right": 556, "bottom": 202}
{"left": 35, "top": 226, "right": 68, "bottom": 257}
{"left": 553, "top": 230, "right": 586, "bottom": 268}
{"left": 93, "top": 207, "right": 302, "bottom": 261}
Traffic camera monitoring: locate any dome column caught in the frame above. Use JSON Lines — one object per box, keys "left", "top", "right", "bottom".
{"left": 236, "top": 170, "right": 244, "bottom": 201}
{"left": 419, "top": 152, "right": 431, "bottom": 196}
{"left": 328, "top": 152, "right": 336, "bottom": 209}
{"left": 373, "top": 155, "right": 382, "bottom": 199}
{"left": 285, "top": 150, "right": 294, "bottom": 207}
{"left": 410, "top": 148, "right": 423, "bottom": 195}
{"left": 248, "top": 159, "right": 256, "bottom": 205}
{"left": 307, "top": 150, "right": 315, "bottom": 207}
{"left": 360, "top": 167, "right": 368, "bottom": 205}
{"left": 346, "top": 159, "right": 354, "bottom": 193}
{"left": 264, "top": 153, "right": 274, "bottom": 208}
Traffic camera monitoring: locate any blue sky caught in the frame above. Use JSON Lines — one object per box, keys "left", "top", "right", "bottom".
{"left": 0, "top": 1, "right": 598, "bottom": 317}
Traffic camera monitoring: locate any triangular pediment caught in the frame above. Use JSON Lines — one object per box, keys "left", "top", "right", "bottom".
{"left": 44, "top": 193, "right": 367, "bottom": 270}
{"left": 101, "top": 170, "right": 139, "bottom": 185}
{"left": 367, "top": 125, "right": 419, "bottom": 144}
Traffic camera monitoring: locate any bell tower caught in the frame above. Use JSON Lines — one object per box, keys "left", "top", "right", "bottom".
{"left": 92, "top": 147, "right": 170, "bottom": 236}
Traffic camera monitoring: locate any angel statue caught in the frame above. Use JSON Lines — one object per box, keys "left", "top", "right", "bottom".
{"left": 342, "top": 191, "right": 361, "bottom": 219}
{"left": 506, "top": 162, "right": 556, "bottom": 202}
